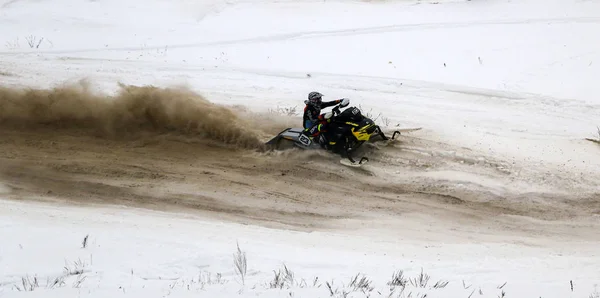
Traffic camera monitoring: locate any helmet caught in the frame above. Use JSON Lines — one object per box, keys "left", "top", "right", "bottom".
{"left": 307, "top": 91, "right": 323, "bottom": 106}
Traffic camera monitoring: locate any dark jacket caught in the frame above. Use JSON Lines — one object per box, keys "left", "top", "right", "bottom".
{"left": 302, "top": 99, "right": 342, "bottom": 129}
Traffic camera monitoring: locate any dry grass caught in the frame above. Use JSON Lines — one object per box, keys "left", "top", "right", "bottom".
{"left": 233, "top": 242, "right": 248, "bottom": 285}
{"left": 585, "top": 126, "right": 600, "bottom": 144}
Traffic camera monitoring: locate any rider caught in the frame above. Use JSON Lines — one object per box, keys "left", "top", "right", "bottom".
{"left": 302, "top": 91, "right": 349, "bottom": 145}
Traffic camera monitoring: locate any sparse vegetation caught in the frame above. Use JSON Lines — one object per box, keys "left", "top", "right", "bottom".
{"left": 5, "top": 35, "right": 53, "bottom": 50}
{"left": 63, "top": 258, "right": 88, "bottom": 276}
{"left": 167, "top": 271, "right": 228, "bottom": 291}
{"left": 25, "top": 35, "right": 44, "bottom": 48}
{"left": 72, "top": 274, "right": 87, "bottom": 288}
{"left": 268, "top": 105, "right": 299, "bottom": 117}
{"left": 388, "top": 270, "right": 408, "bottom": 288}
{"left": 269, "top": 264, "right": 297, "bottom": 289}
{"left": 348, "top": 273, "right": 374, "bottom": 294}
{"left": 590, "top": 285, "right": 600, "bottom": 298}
{"left": 138, "top": 42, "right": 169, "bottom": 57}
{"left": 5, "top": 37, "right": 20, "bottom": 50}
{"left": 585, "top": 126, "right": 600, "bottom": 144}
{"left": 8, "top": 244, "right": 597, "bottom": 298}
{"left": 326, "top": 280, "right": 349, "bottom": 298}
{"left": 233, "top": 242, "right": 248, "bottom": 285}
{"left": 82, "top": 234, "right": 89, "bottom": 248}
{"left": 359, "top": 104, "right": 393, "bottom": 127}
{"left": 409, "top": 268, "right": 430, "bottom": 288}
{"left": 432, "top": 279, "right": 449, "bottom": 289}
{"left": 12, "top": 257, "right": 89, "bottom": 292}
{"left": 46, "top": 275, "right": 66, "bottom": 289}
{"left": 14, "top": 275, "right": 39, "bottom": 291}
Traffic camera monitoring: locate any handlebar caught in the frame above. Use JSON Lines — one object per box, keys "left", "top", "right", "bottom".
{"left": 332, "top": 106, "right": 341, "bottom": 116}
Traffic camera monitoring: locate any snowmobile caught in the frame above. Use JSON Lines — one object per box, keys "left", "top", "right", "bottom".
{"left": 265, "top": 104, "right": 411, "bottom": 166}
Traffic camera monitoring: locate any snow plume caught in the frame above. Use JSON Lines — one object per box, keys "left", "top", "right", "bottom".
{"left": 0, "top": 81, "right": 269, "bottom": 150}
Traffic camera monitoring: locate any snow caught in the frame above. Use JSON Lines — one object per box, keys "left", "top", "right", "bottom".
{"left": 1, "top": 0, "right": 600, "bottom": 297}
{"left": 1, "top": 200, "right": 599, "bottom": 298}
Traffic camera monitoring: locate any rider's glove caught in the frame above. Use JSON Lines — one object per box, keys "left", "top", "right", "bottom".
{"left": 340, "top": 98, "right": 350, "bottom": 107}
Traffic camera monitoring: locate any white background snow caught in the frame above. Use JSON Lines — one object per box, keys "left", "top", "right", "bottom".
{"left": 1, "top": 0, "right": 600, "bottom": 297}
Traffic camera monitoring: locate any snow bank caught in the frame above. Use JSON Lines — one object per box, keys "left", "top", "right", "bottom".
{"left": 1, "top": 200, "right": 599, "bottom": 298}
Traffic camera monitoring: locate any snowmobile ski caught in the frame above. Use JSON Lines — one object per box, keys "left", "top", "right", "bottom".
{"left": 387, "top": 127, "right": 422, "bottom": 138}
{"left": 340, "top": 156, "right": 369, "bottom": 167}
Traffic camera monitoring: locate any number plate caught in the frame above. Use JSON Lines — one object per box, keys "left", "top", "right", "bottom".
{"left": 298, "top": 134, "right": 312, "bottom": 146}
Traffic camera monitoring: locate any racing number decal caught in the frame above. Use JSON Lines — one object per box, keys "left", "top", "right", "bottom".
{"left": 298, "top": 134, "right": 312, "bottom": 146}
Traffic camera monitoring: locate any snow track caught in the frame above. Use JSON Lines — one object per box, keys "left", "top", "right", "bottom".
{"left": 3, "top": 16, "right": 600, "bottom": 56}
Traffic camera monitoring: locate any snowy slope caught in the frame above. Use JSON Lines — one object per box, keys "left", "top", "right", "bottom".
{"left": 2, "top": 199, "right": 599, "bottom": 298}
{"left": 1, "top": 0, "right": 600, "bottom": 297}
